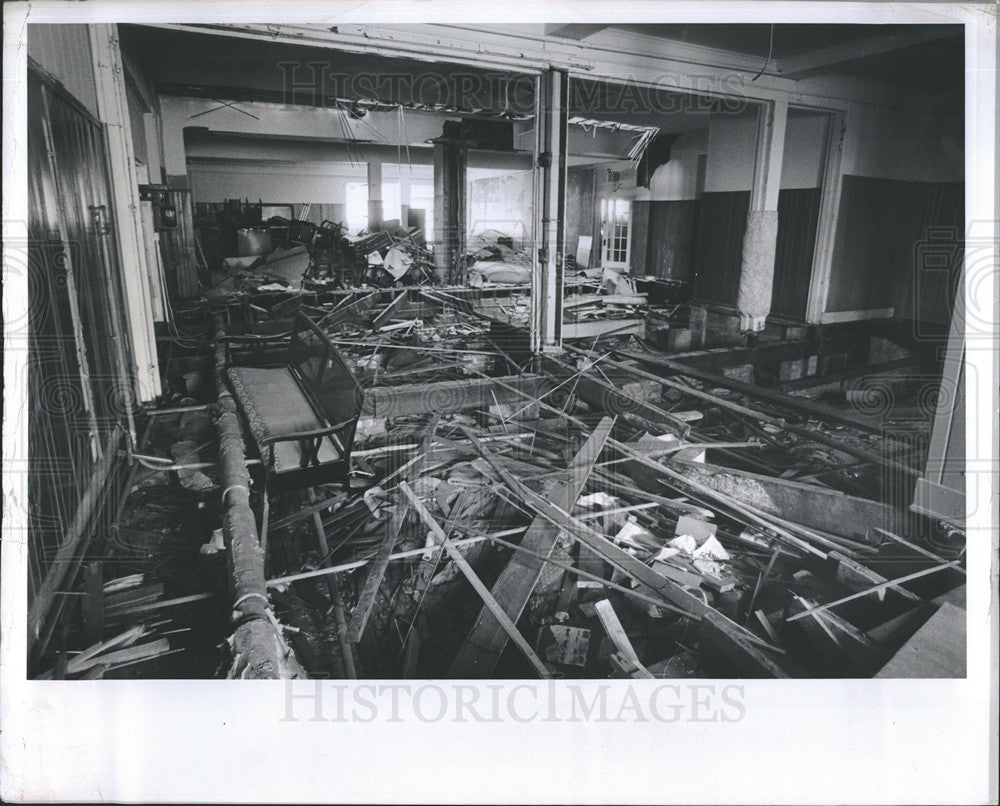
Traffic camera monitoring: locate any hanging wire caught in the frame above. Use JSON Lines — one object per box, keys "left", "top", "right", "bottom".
{"left": 751, "top": 23, "right": 776, "bottom": 82}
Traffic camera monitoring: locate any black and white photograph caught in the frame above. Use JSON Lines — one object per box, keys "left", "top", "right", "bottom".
{"left": 1, "top": 2, "right": 997, "bottom": 803}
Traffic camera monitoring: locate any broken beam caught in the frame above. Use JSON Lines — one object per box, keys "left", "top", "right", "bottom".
{"left": 465, "top": 431, "right": 788, "bottom": 660}
{"left": 617, "top": 348, "right": 890, "bottom": 435}
{"left": 363, "top": 374, "right": 549, "bottom": 418}
{"left": 448, "top": 417, "right": 615, "bottom": 678}
{"left": 672, "top": 459, "right": 899, "bottom": 543}
{"left": 399, "top": 481, "right": 552, "bottom": 678}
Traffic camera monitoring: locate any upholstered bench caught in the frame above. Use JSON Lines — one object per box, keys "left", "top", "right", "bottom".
{"left": 225, "top": 313, "right": 363, "bottom": 492}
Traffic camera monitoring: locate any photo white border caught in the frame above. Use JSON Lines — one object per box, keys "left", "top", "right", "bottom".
{"left": 2, "top": 2, "right": 997, "bottom": 803}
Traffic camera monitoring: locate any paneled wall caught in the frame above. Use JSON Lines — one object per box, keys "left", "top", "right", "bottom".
{"left": 638, "top": 200, "right": 698, "bottom": 281}
{"left": 27, "top": 25, "right": 99, "bottom": 119}
{"left": 827, "top": 176, "right": 963, "bottom": 323}
{"left": 771, "top": 187, "right": 822, "bottom": 319}
{"left": 691, "top": 191, "right": 751, "bottom": 306}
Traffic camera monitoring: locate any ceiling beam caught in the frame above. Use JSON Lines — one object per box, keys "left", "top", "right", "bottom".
{"left": 543, "top": 24, "right": 611, "bottom": 40}
{"left": 777, "top": 26, "right": 961, "bottom": 80}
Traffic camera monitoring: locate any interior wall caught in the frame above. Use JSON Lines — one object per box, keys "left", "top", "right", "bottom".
{"left": 636, "top": 129, "right": 706, "bottom": 281}
{"left": 827, "top": 177, "right": 963, "bottom": 322}
{"left": 467, "top": 169, "right": 533, "bottom": 246}
{"left": 781, "top": 112, "right": 828, "bottom": 189}
{"left": 827, "top": 105, "right": 964, "bottom": 321}
{"left": 27, "top": 25, "right": 99, "bottom": 119}
{"left": 769, "top": 110, "right": 829, "bottom": 318}
{"left": 689, "top": 109, "right": 759, "bottom": 302}
{"left": 771, "top": 187, "right": 822, "bottom": 319}
{"left": 842, "top": 106, "right": 963, "bottom": 183}
{"left": 692, "top": 191, "right": 751, "bottom": 305}
{"left": 566, "top": 166, "right": 598, "bottom": 268}
{"left": 189, "top": 163, "right": 367, "bottom": 204}
{"left": 646, "top": 129, "right": 707, "bottom": 202}
{"left": 704, "top": 110, "right": 759, "bottom": 194}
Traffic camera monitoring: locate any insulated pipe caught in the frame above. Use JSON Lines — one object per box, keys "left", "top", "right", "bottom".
{"left": 213, "top": 314, "right": 283, "bottom": 678}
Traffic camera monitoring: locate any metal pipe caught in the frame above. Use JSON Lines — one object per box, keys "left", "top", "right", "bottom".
{"left": 213, "top": 313, "right": 284, "bottom": 678}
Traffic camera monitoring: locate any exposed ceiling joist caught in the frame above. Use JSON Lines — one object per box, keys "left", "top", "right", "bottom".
{"left": 777, "top": 26, "right": 961, "bottom": 79}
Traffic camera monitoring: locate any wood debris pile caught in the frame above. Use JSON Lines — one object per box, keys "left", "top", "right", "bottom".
{"left": 40, "top": 292, "right": 964, "bottom": 681}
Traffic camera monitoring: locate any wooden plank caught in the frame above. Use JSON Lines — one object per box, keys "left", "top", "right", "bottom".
{"left": 593, "top": 599, "right": 654, "bottom": 678}
{"left": 875, "top": 602, "right": 966, "bottom": 678}
{"left": 371, "top": 290, "right": 409, "bottom": 330}
{"left": 399, "top": 482, "right": 552, "bottom": 679}
{"left": 699, "top": 611, "right": 793, "bottom": 678}
{"left": 820, "top": 308, "right": 895, "bottom": 324}
{"left": 561, "top": 318, "right": 644, "bottom": 340}
{"left": 67, "top": 638, "right": 171, "bottom": 675}
{"left": 447, "top": 417, "right": 615, "bottom": 678}
{"left": 786, "top": 562, "right": 957, "bottom": 623}
{"left": 617, "top": 348, "right": 889, "bottom": 435}
{"left": 466, "top": 433, "right": 788, "bottom": 660}
{"left": 673, "top": 459, "right": 899, "bottom": 543}
{"left": 81, "top": 562, "right": 104, "bottom": 646}
{"left": 829, "top": 550, "right": 922, "bottom": 603}
{"left": 363, "top": 374, "right": 549, "bottom": 418}
{"left": 347, "top": 411, "right": 440, "bottom": 644}
{"left": 345, "top": 511, "right": 404, "bottom": 643}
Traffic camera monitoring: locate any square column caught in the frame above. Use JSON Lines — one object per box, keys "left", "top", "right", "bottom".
{"left": 532, "top": 68, "right": 568, "bottom": 352}
{"left": 432, "top": 138, "right": 467, "bottom": 284}
{"left": 737, "top": 99, "right": 787, "bottom": 332}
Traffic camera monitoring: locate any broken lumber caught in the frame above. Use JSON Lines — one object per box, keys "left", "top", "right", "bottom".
{"left": 465, "top": 432, "right": 787, "bottom": 659}
{"left": 567, "top": 344, "right": 920, "bottom": 478}
{"left": 542, "top": 354, "right": 689, "bottom": 437}
{"left": 594, "top": 599, "right": 655, "bottom": 678}
{"left": 308, "top": 488, "right": 357, "bottom": 677}
{"left": 363, "top": 374, "right": 549, "bottom": 417}
{"left": 617, "top": 348, "right": 895, "bottom": 436}
{"left": 698, "top": 611, "right": 792, "bottom": 678}
{"left": 448, "top": 417, "right": 615, "bottom": 678}
{"left": 347, "top": 511, "right": 403, "bottom": 644}
{"left": 399, "top": 481, "right": 552, "bottom": 678}
{"left": 347, "top": 413, "right": 440, "bottom": 643}
{"left": 672, "top": 459, "right": 900, "bottom": 543}
{"left": 462, "top": 367, "right": 832, "bottom": 561}
{"left": 786, "top": 561, "right": 958, "bottom": 622}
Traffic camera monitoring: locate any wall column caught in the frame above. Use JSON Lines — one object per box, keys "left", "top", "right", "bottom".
{"left": 432, "top": 138, "right": 466, "bottom": 283}
{"left": 88, "top": 24, "right": 162, "bottom": 401}
{"left": 532, "top": 67, "right": 568, "bottom": 352}
{"left": 737, "top": 99, "right": 787, "bottom": 332}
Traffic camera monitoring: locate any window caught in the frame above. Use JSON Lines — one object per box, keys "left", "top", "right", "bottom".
{"left": 381, "top": 182, "right": 402, "bottom": 223}
{"left": 600, "top": 197, "right": 632, "bottom": 269}
{"left": 408, "top": 181, "right": 434, "bottom": 242}
{"left": 345, "top": 182, "right": 368, "bottom": 235}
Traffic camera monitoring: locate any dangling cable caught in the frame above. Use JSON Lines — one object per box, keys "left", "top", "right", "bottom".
{"left": 751, "top": 23, "right": 775, "bottom": 82}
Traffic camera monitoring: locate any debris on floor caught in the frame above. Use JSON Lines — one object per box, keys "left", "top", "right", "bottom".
{"left": 35, "top": 289, "right": 965, "bottom": 681}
